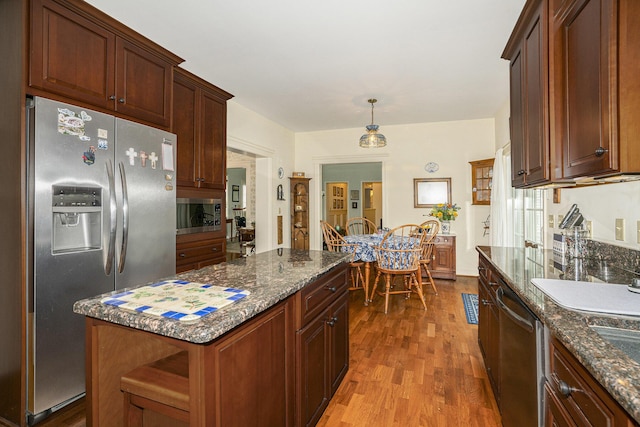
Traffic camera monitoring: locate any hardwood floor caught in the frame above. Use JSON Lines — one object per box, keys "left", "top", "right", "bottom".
{"left": 317, "top": 275, "right": 501, "bottom": 427}
{"left": 6, "top": 276, "right": 500, "bottom": 427}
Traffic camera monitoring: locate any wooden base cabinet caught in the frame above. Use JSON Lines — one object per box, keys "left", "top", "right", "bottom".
{"left": 545, "top": 335, "right": 637, "bottom": 426}
{"left": 176, "top": 234, "right": 225, "bottom": 273}
{"left": 477, "top": 254, "right": 500, "bottom": 404}
{"left": 295, "top": 264, "right": 349, "bottom": 427}
{"left": 431, "top": 235, "right": 456, "bottom": 280}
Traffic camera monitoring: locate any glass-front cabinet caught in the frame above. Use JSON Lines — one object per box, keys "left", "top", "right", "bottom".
{"left": 290, "top": 177, "right": 311, "bottom": 250}
{"left": 469, "top": 158, "right": 494, "bottom": 205}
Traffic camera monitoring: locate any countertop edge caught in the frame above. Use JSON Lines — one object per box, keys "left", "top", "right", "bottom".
{"left": 73, "top": 250, "right": 350, "bottom": 344}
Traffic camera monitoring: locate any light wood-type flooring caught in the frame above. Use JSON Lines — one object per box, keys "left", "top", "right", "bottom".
{"left": 6, "top": 275, "right": 500, "bottom": 427}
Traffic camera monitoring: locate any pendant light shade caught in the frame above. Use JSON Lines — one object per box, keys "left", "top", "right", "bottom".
{"left": 359, "top": 99, "right": 387, "bottom": 148}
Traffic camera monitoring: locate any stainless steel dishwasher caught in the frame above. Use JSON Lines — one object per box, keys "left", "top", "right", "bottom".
{"left": 496, "top": 279, "right": 544, "bottom": 427}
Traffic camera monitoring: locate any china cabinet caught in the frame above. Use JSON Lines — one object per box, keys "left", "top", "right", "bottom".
{"left": 290, "top": 177, "right": 311, "bottom": 250}
{"left": 469, "top": 158, "right": 494, "bottom": 205}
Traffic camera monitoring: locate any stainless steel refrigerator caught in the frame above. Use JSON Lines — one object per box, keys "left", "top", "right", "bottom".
{"left": 26, "top": 97, "right": 177, "bottom": 423}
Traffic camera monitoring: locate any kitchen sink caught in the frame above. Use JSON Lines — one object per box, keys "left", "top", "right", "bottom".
{"left": 589, "top": 325, "right": 640, "bottom": 365}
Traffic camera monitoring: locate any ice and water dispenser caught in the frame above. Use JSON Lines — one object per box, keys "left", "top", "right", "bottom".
{"left": 51, "top": 185, "right": 102, "bottom": 253}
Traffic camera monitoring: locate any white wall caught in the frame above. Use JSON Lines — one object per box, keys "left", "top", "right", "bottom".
{"left": 295, "top": 119, "right": 496, "bottom": 276}
{"left": 226, "top": 101, "right": 296, "bottom": 253}
{"left": 545, "top": 182, "right": 640, "bottom": 250}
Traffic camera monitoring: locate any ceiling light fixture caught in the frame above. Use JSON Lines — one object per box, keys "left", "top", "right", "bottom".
{"left": 359, "top": 98, "right": 387, "bottom": 148}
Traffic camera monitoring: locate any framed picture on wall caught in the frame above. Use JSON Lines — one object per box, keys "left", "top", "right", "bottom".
{"left": 413, "top": 178, "right": 451, "bottom": 208}
{"left": 232, "top": 185, "right": 240, "bottom": 202}
{"left": 350, "top": 190, "right": 359, "bottom": 201}
{"left": 352, "top": 202, "right": 358, "bottom": 209}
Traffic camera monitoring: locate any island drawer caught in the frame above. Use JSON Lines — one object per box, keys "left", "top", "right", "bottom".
{"left": 294, "top": 262, "right": 348, "bottom": 329}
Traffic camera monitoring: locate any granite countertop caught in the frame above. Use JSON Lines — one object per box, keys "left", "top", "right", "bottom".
{"left": 73, "top": 249, "right": 350, "bottom": 344}
{"left": 477, "top": 246, "right": 640, "bottom": 423}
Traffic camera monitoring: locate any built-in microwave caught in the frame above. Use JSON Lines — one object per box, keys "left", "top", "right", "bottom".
{"left": 176, "top": 198, "right": 222, "bottom": 235}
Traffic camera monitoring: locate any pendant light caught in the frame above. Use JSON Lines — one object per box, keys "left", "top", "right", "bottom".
{"left": 359, "top": 98, "right": 387, "bottom": 148}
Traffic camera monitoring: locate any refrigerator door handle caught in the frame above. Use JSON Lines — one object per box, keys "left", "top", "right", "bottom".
{"left": 105, "top": 160, "right": 117, "bottom": 275}
{"left": 118, "top": 162, "right": 129, "bottom": 273}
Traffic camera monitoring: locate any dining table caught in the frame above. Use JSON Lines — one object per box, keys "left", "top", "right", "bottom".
{"left": 343, "top": 232, "right": 421, "bottom": 304}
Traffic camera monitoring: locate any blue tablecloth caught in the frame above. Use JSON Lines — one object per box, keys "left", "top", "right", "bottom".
{"left": 344, "top": 233, "right": 420, "bottom": 267}
{"left": 343, "top": 234, "right": 384, "bottom": 262}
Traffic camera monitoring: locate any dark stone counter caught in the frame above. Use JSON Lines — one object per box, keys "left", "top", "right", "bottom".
{"left": 73, "top": 249, "right": 349, "bottom": 344}
{"left": 477, "top": 246, "right": 640, "bottom": 423}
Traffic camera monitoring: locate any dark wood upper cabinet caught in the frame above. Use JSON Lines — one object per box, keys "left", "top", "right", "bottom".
{"left": 505, "top": 0, "right": 640, "bottom": 186}
{"left": 29, "top": 0, "right": 182, "bottom": 128}
{"left": 550, "top": 0, "right": 640, "bottom": 180}
{"left": 172, "top": 67, "right": 233, "bottom": 190}
{"left": 503, "top": 0, "right": 550, "bottom": 188}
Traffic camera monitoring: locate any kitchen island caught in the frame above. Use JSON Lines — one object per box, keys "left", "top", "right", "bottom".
{"left": 74, "top": 248, "right": 351, "bottom": 427}
{"left": 477, "top": 246, "right": 640, "bottom": 425}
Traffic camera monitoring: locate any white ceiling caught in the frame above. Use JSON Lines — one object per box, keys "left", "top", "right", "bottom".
{"left": 86, "top": 0, "right": 525, "bottom": 133}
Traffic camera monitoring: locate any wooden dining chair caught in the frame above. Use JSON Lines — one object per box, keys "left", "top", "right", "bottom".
{"left": 345, "top": 217, "right": 377, "bottom": 235}
{"left": 371, "top": 224, "right": 427, "bottom": 314}
{"left": 321, "top": 221, "right": 365, "bottom": 294}
{"left": 415, "top": 220, "right": 440, "bottom": 294}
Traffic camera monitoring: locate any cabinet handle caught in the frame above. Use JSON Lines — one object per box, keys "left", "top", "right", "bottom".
{"left": 517, "top": 169, "right": 526, "bottom": 176}
{"left": 179, "top": 253, "right": 186, "bottom": 258}
{"left": 108, "top": 95, "right": 116, "bottom": 100}
{"left": 594, "top": 146, "right": 608, "bottom": 157}
{"left": 481, "top": 298, "right": 491, "bottom": 306}
{"left": 324, "top": 286, "right": 337, "bottom": 293}
{"left": 212, "top": 247, "right": 218, "bottom": 252}
{"left": 326, "top": 316, "right": 338, "bottom": 327}
{"left": 118, "top": 98, "right": 125, "bottom": 103}
{"left": 478, "top": 266, "right": 486, "bottom": 272}
{"left": 489, "top": 281, "right": 498, "bottom": 287}
{"left": 557, "top": 379, "right": 579, "bottom": 397}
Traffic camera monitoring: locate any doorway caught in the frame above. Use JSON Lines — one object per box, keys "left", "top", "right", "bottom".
{"left": 325, "top": 182, "right": 348, "bottom": 230}
{"left": 320, "top": 162, "right": 383, "bottom": 230}
{"left": 362, "top": 182, "right": 382, "bottom": 229}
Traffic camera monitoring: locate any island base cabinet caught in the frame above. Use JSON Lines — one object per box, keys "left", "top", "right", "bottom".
{"left": 85, "top": 298, "right": 294, "bottom": 427}
{"left": 296, "top": 292, "right": 349, "bottom": 427}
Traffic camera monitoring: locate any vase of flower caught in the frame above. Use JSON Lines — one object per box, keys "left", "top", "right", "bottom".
{"left": 429, "top": 203, "right": 460, "bottom": 234}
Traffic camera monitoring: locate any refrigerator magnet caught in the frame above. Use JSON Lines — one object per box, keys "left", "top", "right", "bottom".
{"left": 161, "top": 141, "right": 174, "bottom": 171}
{"left": 97, "top": 139, "right": 108, "bottom": 150}
{"left": 82, "top": 146, "right": 97, "bottom": 165}
{"left": 140, "top": 151, "right": 148, "bottom": 167}
{"left": 149, "top": 152, "right": 158, "bottom": 170}
{"left": 125, "top": 147, "right": 138, "bottom": 166}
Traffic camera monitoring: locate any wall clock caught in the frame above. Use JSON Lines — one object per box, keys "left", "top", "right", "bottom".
{"left": 425, "top": 162, "right": 439, "bottom": 173}
{"left": 278, "top": 167, "right": 284, "bottom": 179}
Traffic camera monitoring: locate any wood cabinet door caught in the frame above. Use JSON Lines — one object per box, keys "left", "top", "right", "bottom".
{"left": 297, "top": 312, "right": 330, "bottom": 427}
{"left": 552, "top": 0, "right": 616, "bottom": 178}
{"left": 329, "top": 293, "right": 349, "bottom": 395}
{"left": 214, "top": 300, "right": 293, "bottom": 427}
{"left": 30, "top": 0, "right": 115, "bottom": 109}
{"left": 198, "top": 90, "right": 227, "bottom": 189}
{"left": 508, "top": 0, "right": 549, "bottom": 187}
{"left": 522, "top": 1, "right": 549, "bottom": 185}
{"left": 173, "top": 75, "right": 199, "bottom": 187}
{"left": 115, "top": 37, "right": 173, "bottom": 128}
{"left": 509, "top": 47, "right": 527, "bottom": 186}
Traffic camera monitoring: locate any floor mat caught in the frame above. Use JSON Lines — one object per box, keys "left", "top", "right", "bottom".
{"left": 462, "top": 293, "right": 479, "bottom": 325}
